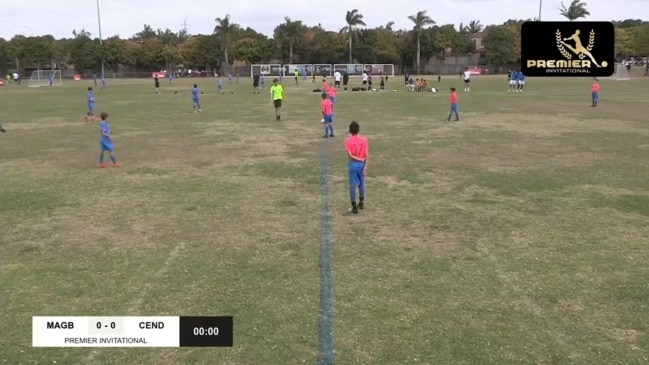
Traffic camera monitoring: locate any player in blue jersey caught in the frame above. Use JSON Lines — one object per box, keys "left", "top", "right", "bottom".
{"left": 93, "top": 74, "right": 98, "bottom": 86}
{"left": 192, "top": 84, "right": 202, "bottom": 112}
{"left": 85, "top": 87, "right": 95, "bottom": 121}
{"left": 97, "top": 112, "right": 121, "bottom": 168}
{"left": 217, "top": 79, "right": 224, "bottom": 94}
{"left": 508, "top": 70, "right": 518, "bottom": 92}
{"left": 169, "top": 72, "right": 174, "bottom": 85}
{"left": 101, "top": 75, "right": 107, "bottom": 90}
{"left": 516, "top": 71, "right": 525, "bottom": 92}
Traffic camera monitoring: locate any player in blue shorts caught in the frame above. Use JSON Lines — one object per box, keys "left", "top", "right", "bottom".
{"left": 192, "top": 84, "right": 202, "bottom": 112}
{"left": 101, "top": 76, "right": 107, "bottom": 90}
{"left": 98, "top": 112, "right": 121, "bottom": 168}
{"left": 85, "top": 87, "right": 95, "bottom": 121}
{"left": 217, "top": 79, "right": 224, "bottom": 94}
{"left": 344, "top": 121, "right": 368, "bottom": 214}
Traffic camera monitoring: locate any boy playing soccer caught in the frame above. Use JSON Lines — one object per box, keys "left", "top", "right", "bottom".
{"left": 270, "top": 79, "right": 284, "bottom": 121}
{"left": 86, "top": 87, "right": 95, "bottom": 121}
{"left": 321, "top": 92, "right": 334, "bottom": 138}
{"left": 252, "top": 72, "right": 260, "bottom": 94}
{"left": 344, "top": 121, "right": 368, "bottom": 214}
{"left": 327, "top": 83, "right": 336, "bottom": 107}
{"left": 97, "top": 112, "right": 122, "bottom": 168}
{"left": 517, "top": 71, "right": 525, "bottom": 91}
{"left": 192, "top": 84, "right": 202, "bottom": 112}
{"left": 463, "top": 68, "right": 472, "bottom": 92}
{"left": 101, "top": 75, "right": 107, "bottom": 90}
{"left": 447, "top": 87, "right": 459, "bottom": 122}
{"left": 217, "top": 79, "right": 224, "bottom": 94}
{"left": 508, "top": 70, "right": 518, "bottom": 92}
{"left": 154, "top": 76, "right": 160, "bottom": 94}
{"left": 321, "top": 79, "right": 328, "bottom": 92}
{"left": 591, "top": 78, "right": 599, "bottom": 107}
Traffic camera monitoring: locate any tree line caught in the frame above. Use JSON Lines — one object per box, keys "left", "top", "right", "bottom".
{"left": 1, "top": 2, "right": 647, "bottom": 75}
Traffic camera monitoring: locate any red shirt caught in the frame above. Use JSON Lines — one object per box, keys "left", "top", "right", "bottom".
{"left": 344, "top": 135, "right": 368, "bottom": 160}
{"left": 321, "top": 99, "right": 332, "bottom": 115}
{"left": 327, "top": 87, "right": 335, "bottom": 98}
{"left": 450, "top": 92, "right": 458, "bottom": 104}
{"left": 592, "top": 83, "right": 600, "bottom": 92}
{"left": 322, "top": 82, "right": 328, "bottom": 92}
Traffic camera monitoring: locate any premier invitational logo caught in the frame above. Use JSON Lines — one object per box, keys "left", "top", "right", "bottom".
{"left": 521, "top": 22, "right": 614, "bottom": 77}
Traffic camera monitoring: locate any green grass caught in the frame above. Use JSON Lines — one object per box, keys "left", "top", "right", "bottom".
{"left": 1, "top": 75, "right": 648, "bottom": 364}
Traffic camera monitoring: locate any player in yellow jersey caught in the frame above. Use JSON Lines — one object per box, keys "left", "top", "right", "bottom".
{"left": 270, "top": 79, "right": 284, "bottom": 121}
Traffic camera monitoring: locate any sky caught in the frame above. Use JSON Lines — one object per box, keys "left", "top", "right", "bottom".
{"left": 0, "top": 0, "right": 647, "bottom": 40}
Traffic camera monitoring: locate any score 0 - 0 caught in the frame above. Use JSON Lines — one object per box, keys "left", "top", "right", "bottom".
{"left": 88, "top": 317, "right": 125, "bottom": 336}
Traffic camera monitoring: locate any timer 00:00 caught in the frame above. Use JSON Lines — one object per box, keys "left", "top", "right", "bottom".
{"left": 193, "top": 327, "right": 219, "bottom": 336}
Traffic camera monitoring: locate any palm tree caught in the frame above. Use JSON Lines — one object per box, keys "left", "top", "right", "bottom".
{"left": 559, "top": 0, "right": 590, "bottom": 21}
{"left": 275, "top": 17, "right": 304, "bottom": 63}
{"left": 340, "top": 9, "right": 366, "bottom": 63}
{"left": 408, "top": 10, "right": 435, "bottom": 74}
{"left": 214, "top": 14, "right": 239, "bottom": 69}
{"left": 465, "top": 20, "right": 483, "bottom": 34}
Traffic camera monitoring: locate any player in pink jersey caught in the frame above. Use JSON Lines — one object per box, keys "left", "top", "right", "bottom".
{"left": 327, "top": 84, "right": 336, "bottom": 107}
{"left": 320, "top": 93, "right": 334, "bottom": 138}
{"left": 344, "top": 121, "right": 368, "bottom": 214}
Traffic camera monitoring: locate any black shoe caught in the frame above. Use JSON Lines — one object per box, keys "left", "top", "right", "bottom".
{"left": 350, "top": 206, "right": 359, "bottom": 214}
{"left": 329, "top": 134, "right": 334, "bottom": 137}
{"left": 455, "top": 118, "right": 460, "bottom": 121}
{"left": 358, "top": 202, "right": 364, "bottom": 210}
{"left": 0, "top": 128, "right": 5, "bottom": 133}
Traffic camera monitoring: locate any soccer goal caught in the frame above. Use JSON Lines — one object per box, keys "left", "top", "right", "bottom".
{"left": 363, "top": 64, "right": 395, "bottom": 77}
{"left": 28, "top": 69, "right": 62, "bottom": 87}
{"left": 612, "top": 64, "right": 630, "bottom": 80}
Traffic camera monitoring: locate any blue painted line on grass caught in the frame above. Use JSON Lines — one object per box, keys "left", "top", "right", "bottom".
{"left": 317, "top": 139, "right": 334, "bottom": 365}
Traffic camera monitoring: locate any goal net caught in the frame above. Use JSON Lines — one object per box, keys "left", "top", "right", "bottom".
{"left": 28, "top": 69, "right": 62, "bottom": 87}
{"left": 612, "top": 64, "right": 630, "bottom": 80}
{"left": 333, "top": 64, "right": 395, "bottom": 77}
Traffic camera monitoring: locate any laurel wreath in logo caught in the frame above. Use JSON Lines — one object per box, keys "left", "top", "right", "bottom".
{"left": 556, "top": 29, "right": 572, "bottom": 59}
{"left": 578, "top": 29, "right": 595, "bottom": 59}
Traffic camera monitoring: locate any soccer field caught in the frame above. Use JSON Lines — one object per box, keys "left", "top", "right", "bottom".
{"left": 1, "top": 75, "right": 648, "bottom": 364}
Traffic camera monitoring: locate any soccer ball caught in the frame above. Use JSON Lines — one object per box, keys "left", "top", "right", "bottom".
{"left": 320, "top": 118, "right": 325, "bottom": 124}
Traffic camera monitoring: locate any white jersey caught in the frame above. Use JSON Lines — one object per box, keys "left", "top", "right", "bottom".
{"left": 334, "top": 71, "right": 341, "bottom": 81}
{"left": 362, "top": 73, "right": 368, "bottom": 82}
{"left": 463, "top": 70, "right": 471, "bottom": 80}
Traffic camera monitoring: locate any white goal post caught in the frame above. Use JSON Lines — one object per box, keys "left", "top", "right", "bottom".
{"left": 28, "top": 69, "right": 62, "bottom": 87}
{"left": 612, "top": 64, "right": 630, "bottom": 80}
{"left": 333, "top": 64, "right": 395, "bottom": 77}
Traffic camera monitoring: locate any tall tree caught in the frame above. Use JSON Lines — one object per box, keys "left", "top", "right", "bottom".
{"left": 559, "top": 0, "right": 590, "bottom": 21}
{"left": 274, "top": 17, "right": 304, "bottom": 63}
{"left": 214, "top": 14, "right": 239, "bottom": 69}
{"left": 408, "top": 10, "right": 435, "bottom": 73}
{"left": 465, "top": 20, "right": 483, "bottom": 34}
{"left": 340, "top": 9, "right": 366, "bottom": 63}
{"left": 482, "top": 25, "right": 517, "bottom": 70}
{"left": 385, "top": 21, "right": 395, "bottom": 31}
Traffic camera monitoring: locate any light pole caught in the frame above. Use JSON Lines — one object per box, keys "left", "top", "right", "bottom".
{"left": 96, "top": 0, "right": 105, "bottom": 80}
{"left": 538, "top": 0, "right": 542, "bottom": 21}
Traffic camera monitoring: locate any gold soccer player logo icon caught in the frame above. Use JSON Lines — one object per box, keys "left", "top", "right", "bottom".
{"left": 556, "top": 29, "right": 608, "bottom": 68}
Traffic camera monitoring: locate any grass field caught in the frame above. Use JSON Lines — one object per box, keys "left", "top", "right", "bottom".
{"left": 1, "top": 74, "right": 649, "bottom": 365}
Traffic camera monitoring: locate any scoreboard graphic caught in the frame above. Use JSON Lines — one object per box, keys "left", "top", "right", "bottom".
{"left": 32, "top": 316, "right": 233, "bottom": 347}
